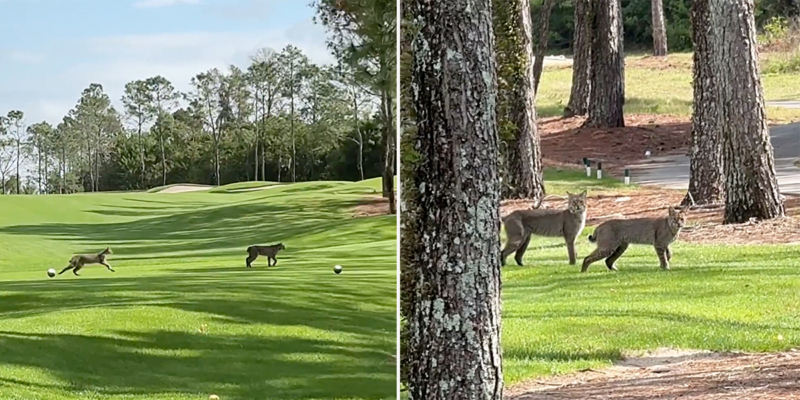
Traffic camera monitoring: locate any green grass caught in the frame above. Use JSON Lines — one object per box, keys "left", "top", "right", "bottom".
{"left": 537, "top": 52, "right": 800, "bottom": 122}
{"left": 208, "top": 181, "right": 282, "bottom": 193}
{"left": 501, "top": 173, "right": 800, "bottom": 386}
{"left": 0, "top": 178, "right": 396, "bottom": 400}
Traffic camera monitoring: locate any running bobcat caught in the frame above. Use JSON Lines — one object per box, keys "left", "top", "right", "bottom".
{"left": 581, "top": 206, "right": 687, "bottom": 272}
{"left": 59, "top": 247, "right": 114, "bottom": 276}
{"left": 246, "top": 243, "right": 286, "bottom": 268}
{"left": 500, "top": 190, "right": 588, "bottom": 266}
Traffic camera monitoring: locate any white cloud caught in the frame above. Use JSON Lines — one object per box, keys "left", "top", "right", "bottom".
{"left": 5, "top": 50, "right": 46, "bottom": 64}
{"left": 133, "top": 0, "right": 200, "bottom": 9}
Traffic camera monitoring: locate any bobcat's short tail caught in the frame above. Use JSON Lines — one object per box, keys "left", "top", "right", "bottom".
{"left": 588, "top": 234, "right": 597, "bottom": 243}
{"left": 246, "top": 246, "right": 253, "bottom": 253}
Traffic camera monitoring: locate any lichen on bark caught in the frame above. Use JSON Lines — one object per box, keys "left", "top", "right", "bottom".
{"left": 403, "top": 0, "right": 504, "bottom": 398}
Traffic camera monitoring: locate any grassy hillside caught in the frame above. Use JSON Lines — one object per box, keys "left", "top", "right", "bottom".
{"left": 536, "top": 53, "right": 800, "bottom": 122}
{"left": 0, "top": 178, "right": 396, "bottom": 400}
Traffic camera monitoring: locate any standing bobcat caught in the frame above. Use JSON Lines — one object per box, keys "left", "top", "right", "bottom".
{"left": 581, "top": 206, "right": 687, "bottom": 272}
{"left": 500, "top": 190, "right": 588, "bottom": 266}
{"left": 246, "top": 243, "right": 286, "bottom": 268}
{"left": 59, "top": 247, "right": 114, "bottom": 276}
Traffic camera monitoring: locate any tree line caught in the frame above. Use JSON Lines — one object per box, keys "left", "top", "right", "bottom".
{"left": 533, "top": 0, "right": 798, "bottom": 53}
{"left": 0, "top": 46, "right": 383, "bottom": 195}
{"left": 402, "top": 0, "right": 786, "bottom": 397}
{"left": 0, "top": 0, "right": 396, "bottom": 214}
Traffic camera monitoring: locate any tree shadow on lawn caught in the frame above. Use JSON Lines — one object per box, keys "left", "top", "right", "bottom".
{"left": 0, "top": 273, "right": 395, "bottom": 399}
{"left": 0, "top": 273, "right": 394, "bottom": 338}
{"left": 0, "top": 200, "right": 395, "bottom": 260}
{"left": 0, "top": 329, "right": 394, "bottom": 400}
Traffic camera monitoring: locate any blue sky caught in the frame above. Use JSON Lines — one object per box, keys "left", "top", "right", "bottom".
{"left": 0, "top": 0, "right": 334, "bottom": 126}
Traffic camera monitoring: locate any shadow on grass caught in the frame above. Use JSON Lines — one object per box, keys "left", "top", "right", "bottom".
{"left": 0, "top": 272, "right": 395, "bottom": 399}
{"left": 0, "top": 329, "right": 393, "bottom": 399}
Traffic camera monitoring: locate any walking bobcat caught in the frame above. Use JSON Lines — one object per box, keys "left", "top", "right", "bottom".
{"left": 59, "top": 247, "right": 114, "bottom": 276}
{"left": 501, "top": 190, "right": 587, "bottom": 266}
{"left": 581, "top": 206, "right": 687, "bottom": 272}
{"left": 246, "top": 243, "right": 286, "bottom": 268}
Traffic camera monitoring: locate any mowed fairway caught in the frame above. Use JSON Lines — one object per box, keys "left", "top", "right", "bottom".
{"left": 501, "top": 173, "right": 800, "bottom": 385}
{"left": 0, "top": 178, "right": 396, "bottom": 400}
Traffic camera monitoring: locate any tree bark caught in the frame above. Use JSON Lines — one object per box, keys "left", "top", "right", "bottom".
{"left": 708, "top": 0, "right": 784, "bottom": 223}
{"left": 565, "top": 0, "right": 591, "bottom": 117}
{"left": 353, "top": 89, "right": 364, "bottom": 181}
{"left": 683, "top": 0, "right": 723, "bottom": 207}
{"left": 381, "top": 88, "right": 396, "bottom": 214}
{"left": 583, "top": 0, "right": 625, "bottom": 128}
{"left": 651, "top": 0, "right": 668, "bottom": 56}
{"left": 160, "top": 135, "right": 167, "bottom": 187}
{"left": 404, "top": 0, "right": 503, "bottom": 397}
{"left": 532, "top": 0, "right": 555, "bottom": 94}
{"left": 508, "top": 0, "right": 545, "bottom": 201}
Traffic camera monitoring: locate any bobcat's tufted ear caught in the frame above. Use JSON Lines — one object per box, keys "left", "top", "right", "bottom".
{"left": 579, "top": 190, "right": 587, "bottom": 198}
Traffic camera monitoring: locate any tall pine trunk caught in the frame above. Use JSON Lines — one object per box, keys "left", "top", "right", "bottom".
{"left": 709, "top": 0, "right": 784, "bottom": 223}
{"left": 506, "top": 0, "right": 545, "bottom": 201}
{"left": 380, "top": 88, "right": 396, "bottom": 214}
{"left": 584, "top": 0, "right": 625, "bottom": 128}
{"left": 160, "top": 135, "right": 167, "bottom": 186}
{"left": 15, "top": 138, "right": 20, "bottom": 194}
{"left": 651, "top": 0, "right": 668, "bottom": 56}
{"left": 532, "top": 0, "right": 555, "bottom": 94}
{"left": 684, "top": 0, "right": 723, "bottom": 206}
{"left": 565, "top": 0, "right": 591, "bottom": 117}
{"left": 404, "top": 0, "right": 503, "bottom": 397}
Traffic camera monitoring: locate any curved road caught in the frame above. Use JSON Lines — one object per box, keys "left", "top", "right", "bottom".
{"left": 627, "top": 102, "right": 800, "bottom": 195}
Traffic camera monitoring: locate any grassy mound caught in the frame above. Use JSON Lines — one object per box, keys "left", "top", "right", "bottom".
{"left": 146, "top": 183, "right": 212, "bottom": 193}
{"left": 0, "top": 181, "right": 396, "bottom": 399}
{"left": 208, "top": 181, "right": 282, "bottom": 193}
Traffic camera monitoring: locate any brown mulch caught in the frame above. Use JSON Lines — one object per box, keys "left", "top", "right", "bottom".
{"left": 539, "top": 115, "right": 691, "bottom": 173}
{"left": 351, "top": 196, "right": 390, "bottom": 218}
{"left": 505, "top": 348, "right": 800, "bottom": 400}
{"left": 538, "top": 115, "right": 792, "bottom": 174}
{"left": 502, "top": 189, "right": 800, "bottom": 245}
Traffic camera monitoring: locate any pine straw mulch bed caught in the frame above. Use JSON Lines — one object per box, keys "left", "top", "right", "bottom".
{"left": 538, "top": 115, "right": 793, "bottom": 174}
{"left": 505, "top": 348, "right": 800, "bottom": 400}
{"left": 351, "top": 195, "right": 391, "bottom": 218}
{"left": 502, "top": 188, "right": 800, "bottom": 245}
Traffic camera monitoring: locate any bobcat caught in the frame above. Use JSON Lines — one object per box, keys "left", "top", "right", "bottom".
{"left": 500, "top": 190, "right": 588, "bottom": 266}
{"left": 59, "top": 247, "right": 114, "bottom": 276}
{"left": 581, "top": 206, "right": 687, "bottom": 272}
{"left": 246, "top": 243, "right": 286, "bottom": 268}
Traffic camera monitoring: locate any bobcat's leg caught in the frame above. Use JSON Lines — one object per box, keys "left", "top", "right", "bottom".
{"left": 665, "top": 246, "right": 672, "bottom": 261}
{"left": 101, "top": 261, "right": 115, "bottom": 272}
{"left": 581, "top": 247, "right": 616, "bottom": 273}
{"left": 655, "top": 246, "right": 670, "bottom": 270}
{"left": 271, "top": 256, "right": 278, "bottom": 266}
{"left": 58, "top": 265, "right": 74, "bottom": 275}
{"left": 501, "top": 219, "right": 525, "bottom": 266}
{"left": 73, "top": 265, "right": 83, "bottom": 276}
{"left": 245, "top": 253, "right": 257, "bottom": 268}
{"left": 500, "top": 241, "right": 520, "bottom": 266}
{"left": 514, "top": 234, "right": 531, "bottom": 266}
{"left": 605, "top": 242, "right": 629, "bottom": 271}
{"left": 565, "top": 236, "right": 577, "bottom": 265}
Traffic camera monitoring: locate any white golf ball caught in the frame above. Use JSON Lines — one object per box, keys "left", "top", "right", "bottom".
{"left": 645, "top": 150, "right": 651, "bottom": 157}
{"left": 334, "top": 265, "right": 342, "bottom": 274}
{"left": 47, "top": 268, "right": 56, "bottom": 278}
